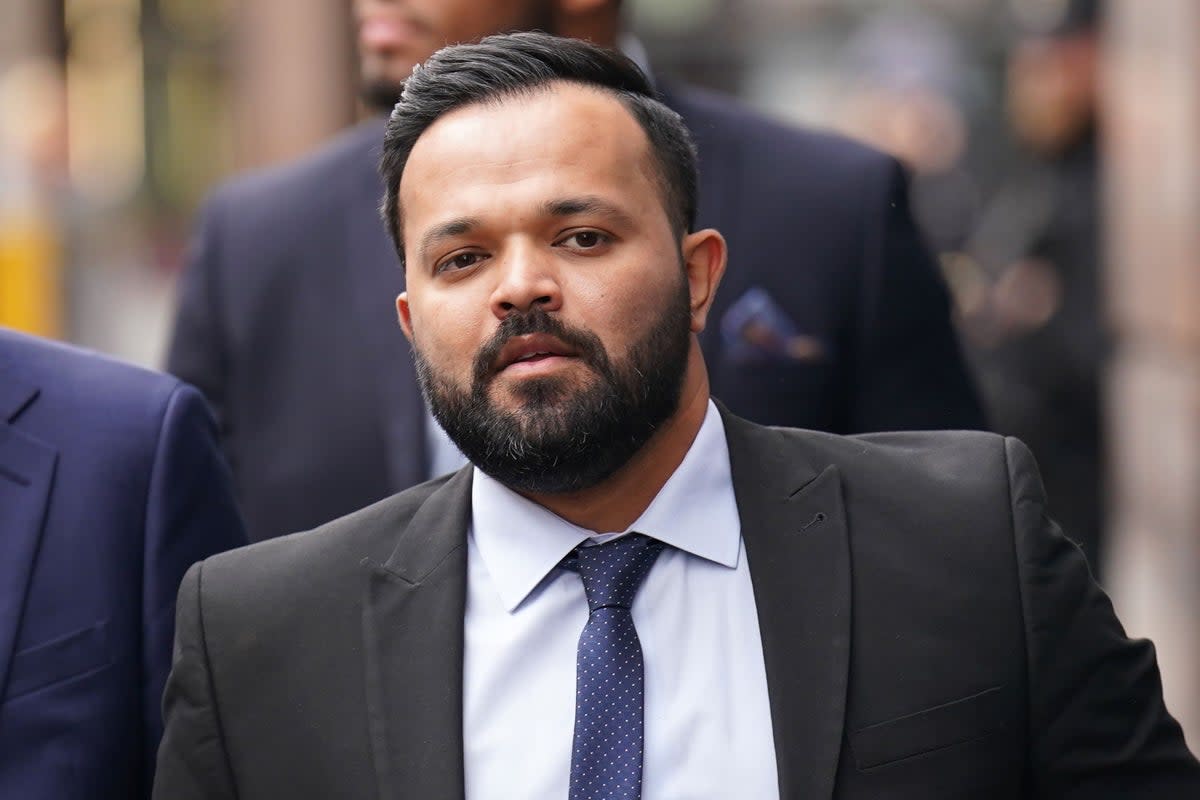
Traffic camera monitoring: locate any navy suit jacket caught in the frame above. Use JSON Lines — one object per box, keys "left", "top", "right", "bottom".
{"left": 0, "top": 329, "right": 246, "bottom": 799}
{"left": 168, "top": 84, "right": 984, "bottom": 542}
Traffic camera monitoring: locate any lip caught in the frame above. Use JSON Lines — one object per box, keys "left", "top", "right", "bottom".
{"left": 494, "top": 334, "right": 578, "bottom": 374}
{"left": 359, "top": 15, "right": 426, "bottom": 50}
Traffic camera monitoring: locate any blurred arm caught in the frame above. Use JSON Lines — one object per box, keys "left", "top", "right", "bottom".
{"left": 848, "top": 159, "right": 985, "bottom": 432}
{"left": 1007, "top": 437, "right": 1200, "bottom": 796}
{"left": 153, "top": 562, "right": 239, "bottom": 800}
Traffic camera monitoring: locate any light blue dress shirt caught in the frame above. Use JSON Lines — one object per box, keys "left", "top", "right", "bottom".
{"left": 463, "top": 400, "right": 780, "bottom": 799}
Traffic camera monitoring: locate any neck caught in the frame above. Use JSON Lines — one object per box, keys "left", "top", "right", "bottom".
{"left": 522, "top": 350, "right": 710, "bottom": 533}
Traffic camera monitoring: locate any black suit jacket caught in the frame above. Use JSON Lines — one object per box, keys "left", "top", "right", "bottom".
{"left": 154, "top": 409, "right": 1198, "bottom": 799}
{"left": 0, "top": 329, "right": 246, "bottom": 799}
{"left": 166, "top": 85, "right": 984, "bottom": 542}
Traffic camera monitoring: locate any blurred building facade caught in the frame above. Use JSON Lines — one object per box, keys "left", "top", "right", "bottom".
{"left": 0, "top": 0, "right": 62, "bottom": 339}
{"left": 0, "top": 0, "right": 356, "bottom": 361}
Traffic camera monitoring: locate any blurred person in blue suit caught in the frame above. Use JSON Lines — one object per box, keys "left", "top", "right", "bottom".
{"left": 167, "top": 0, "right": 984, "bottom": 543}
{"left": 0, "top": 327, "right": 246, "bottom": 799}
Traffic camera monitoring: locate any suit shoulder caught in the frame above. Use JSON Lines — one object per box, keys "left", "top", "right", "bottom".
{"left": 203, "top": 120, "right": 385, "bottom": 219}
{"left": 0, "top": 328, "right": 186, "bottom": 417}
{"left": 0, "top": 332, "right": 220, "bottom": 491}
{"left": 776, "top": 424, "right": 1012, "bottom": 500}
{"left": 755, "top": 425, "right": 1027, "bottom": 571}
{"left": 850, "top": 427, "right": 1007, "bottom": 465}
{"left": 665, "top": 82, "right": 894, "bottom": 176}
{"left": 196, "top": 474, "right": 456, "bottom": 605}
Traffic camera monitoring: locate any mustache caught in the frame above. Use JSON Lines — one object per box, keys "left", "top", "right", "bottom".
{"left": 472, "top": 308, "right": 607, "bottom": 385}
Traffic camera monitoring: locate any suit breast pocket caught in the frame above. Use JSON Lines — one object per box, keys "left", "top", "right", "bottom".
{"left": 849, "top": 685, "right": 1009, "bottom": 771}
{"left": 4, "top": 621, "right": 112, "bottom": 701}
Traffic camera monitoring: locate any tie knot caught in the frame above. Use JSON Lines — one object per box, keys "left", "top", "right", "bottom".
{"left": 565, "top": 533, "right": 664, "bottom": 613}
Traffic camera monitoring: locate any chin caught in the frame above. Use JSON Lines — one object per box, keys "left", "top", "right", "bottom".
{"left": 503, "top": 367, "right": 602, "bottom": 403}
{"left": 492, "top": 376, "right": 572, "bottom": 410}
{"left": 359, "top": 65, "right": 412, "bottom": 111}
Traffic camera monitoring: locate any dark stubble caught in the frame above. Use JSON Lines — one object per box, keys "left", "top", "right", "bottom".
{"left": 413, "top": 274, "right": 693, "bottom": 494}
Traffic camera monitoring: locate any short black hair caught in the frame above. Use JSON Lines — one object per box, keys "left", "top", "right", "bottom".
{"left": 379, "top": 31, "right": 698, "bottom": 267}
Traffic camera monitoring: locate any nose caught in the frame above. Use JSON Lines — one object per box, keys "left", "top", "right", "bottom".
{"left": 489, "top": 242, "right": 563, "bottom": 319}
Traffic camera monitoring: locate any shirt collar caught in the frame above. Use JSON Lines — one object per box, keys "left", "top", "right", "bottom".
{"left": 470, "top": 400, "right": 740, "bottom": 612}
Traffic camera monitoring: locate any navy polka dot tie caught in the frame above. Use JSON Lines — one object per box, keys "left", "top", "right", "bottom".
{"left": 561, "top": 533, "right": 665, "bottom": 800}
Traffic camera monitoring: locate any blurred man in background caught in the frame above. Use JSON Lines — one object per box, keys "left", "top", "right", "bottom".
{"left": 167, "top": 0, "right": 983, "bottom": 542}
{"left": 832, "top": 10, "right": 981, "bottom": 257}
{"left": 0, "top": 327, "right": 245, "bottom": 799}
{"left": 963, "top": 0, "right": 1105, "bottom": 572}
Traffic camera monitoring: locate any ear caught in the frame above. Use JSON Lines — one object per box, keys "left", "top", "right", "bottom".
{"left": 680, "top": 228, "right": 727, "bottom": 333}
{"left": 396, "top": 292, "right": 414, "bottom": 343}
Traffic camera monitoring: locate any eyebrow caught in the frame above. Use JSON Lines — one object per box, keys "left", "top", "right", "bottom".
{"left": 417, "top": 217, "right": 481, "bottom": 266}
{"left": 542, "top": 196, "right": 637, "bottom": 229}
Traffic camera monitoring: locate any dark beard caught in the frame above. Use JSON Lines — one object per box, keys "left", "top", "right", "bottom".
{"left": 413, "top": 279, "right": 693, "bottom": 494}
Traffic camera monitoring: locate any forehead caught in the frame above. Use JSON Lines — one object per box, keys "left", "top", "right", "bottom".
{"left": 398, "top": 83, "right": 662, "bottom": 235}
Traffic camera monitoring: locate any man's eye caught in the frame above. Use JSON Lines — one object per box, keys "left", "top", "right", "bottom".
{"left": 561, "top": 231, "right": 609, "bottom": 249}
{"left": 438, "top": 252, "right": 484, "bottom": 273}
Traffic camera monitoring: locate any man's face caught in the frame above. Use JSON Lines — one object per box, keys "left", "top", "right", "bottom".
{"left": 396, "top": 85, "right": 719, "bottom": 494}
{"left": 1007, "top": 34, "right": 1097, "bottom": 157}
{"left": 354, "top": 0, "right": 555, "bottom": 110}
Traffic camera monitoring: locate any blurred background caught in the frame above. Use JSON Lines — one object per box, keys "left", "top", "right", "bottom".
{"left": 1, "top": 0, "right": 1197, "bottom": 745}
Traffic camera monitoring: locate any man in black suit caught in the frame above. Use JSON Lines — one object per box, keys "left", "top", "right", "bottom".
{"left": 167, "top": 0, "right": 983, "bottom": 543}
{"left": 0, "top": 328, "right": 245, "bottom": 799}
{"left": 155, "top": 34, "right": 1198, "bottom": 799}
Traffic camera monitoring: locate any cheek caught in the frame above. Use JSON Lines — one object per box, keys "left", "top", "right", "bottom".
{"left": 409, "top": 298, "right": 488, "bottom": 374}
{"left": 567, "top": 262, "right": 679, "bottom": 345}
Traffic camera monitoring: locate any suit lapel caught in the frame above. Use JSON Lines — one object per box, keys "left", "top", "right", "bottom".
{"left": 343, "top": 118, "right": 429, "bottom": 492}
{"left": 363, "top": 467, "right": 472, "bottom": 799}
{"left": 722, "top": 408, "right": 851, "bottom": 799}
{"left": 0, "top": 372, "right": 56, "bottom": 700}
{"left": 358, "top": 405, "right": 849, "bottom": 798}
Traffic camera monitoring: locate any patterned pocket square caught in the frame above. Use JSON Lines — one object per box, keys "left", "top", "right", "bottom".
{"left": 721, "top": 287, "right": 825, "bottom": 364}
